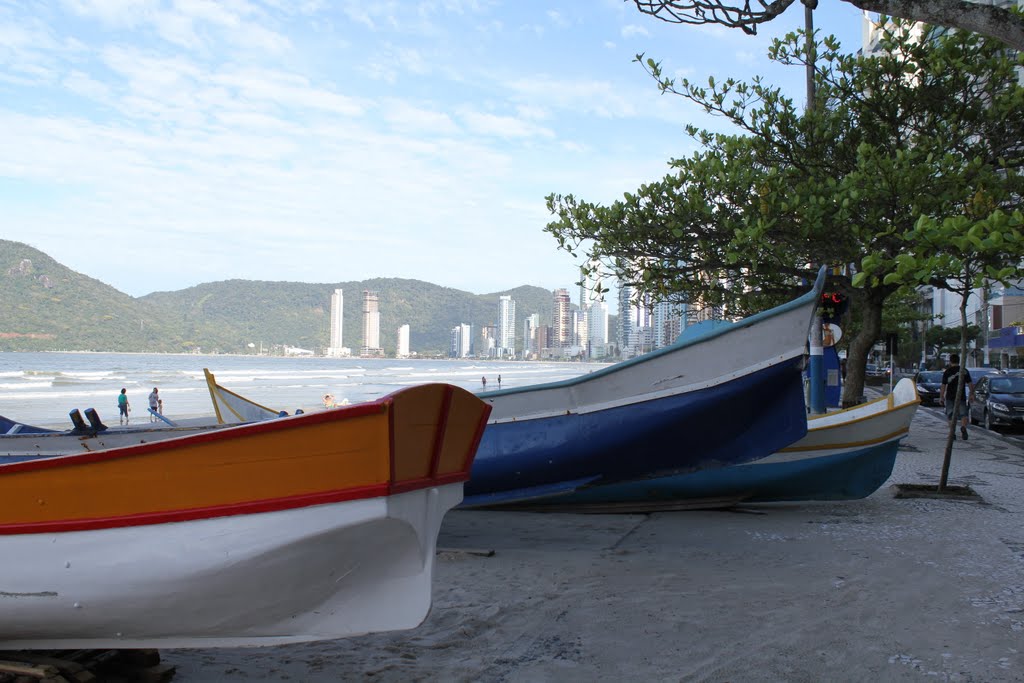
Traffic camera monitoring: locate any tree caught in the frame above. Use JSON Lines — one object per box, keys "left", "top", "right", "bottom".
{"left": 546, "top": 21, "right": 1024, "bottom": 406}
{"left": 858, "top": 209, "right": 1024, "bottom": 489}
{"left": 923, "top": 324, "right": 980, "bottom": 360}
{"left": 633, "top": 0, "right": 1024, "bottom": 54}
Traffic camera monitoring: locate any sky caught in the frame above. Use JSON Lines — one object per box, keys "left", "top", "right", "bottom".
{"left": 1, "top": 0, "right": 865, "bottom": 298}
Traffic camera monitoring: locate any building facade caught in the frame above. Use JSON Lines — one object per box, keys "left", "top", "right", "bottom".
{"left": 327, "top": 288, "right": 350, "bottom": 357}
{"left": 552, "top": 288, "right": 571, "bottom": 348}
{"left": 396, "top": 323, "right": 410, "bottom": 358}
{"left": 360, "top": 290, "right": 383, "bottom": 357}
{"left": 498, "top": 295, "right": 516, "bottom": 357}
{"left": 450, "top": 323, "right": 472, "bottom": 358}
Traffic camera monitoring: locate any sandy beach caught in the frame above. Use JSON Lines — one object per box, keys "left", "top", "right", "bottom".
{"left": 163, "top": 401, "right": 1024, "bottom": 682}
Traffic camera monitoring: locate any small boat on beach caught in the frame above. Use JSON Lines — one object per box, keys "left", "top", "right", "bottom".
{"left": 0, "top": 383, "right": 490, "bottom": 649}
{"left": 0, "top": 369, "right": 282, "bottom": 462}
{"left": 505, "top": 378, "right": 920, "bottom": 511}
{"left": 459, "top": 268, "right": 827, "bottom": 507}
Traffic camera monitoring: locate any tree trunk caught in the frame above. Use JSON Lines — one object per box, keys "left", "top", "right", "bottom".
{"left": 840, "top": 294, "right": 883, "bottom": 408}
{"left": 938, "top": 291, "right": 971, "bottom": 491}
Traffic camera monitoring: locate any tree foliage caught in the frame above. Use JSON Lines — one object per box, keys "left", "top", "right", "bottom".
{"left": 546, "top": 20, "right": 1024, "bottom": 405}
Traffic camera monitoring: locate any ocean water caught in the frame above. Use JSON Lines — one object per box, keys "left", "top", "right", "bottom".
{"left": 0, "top": 352, "right": 607, "bottom": 428}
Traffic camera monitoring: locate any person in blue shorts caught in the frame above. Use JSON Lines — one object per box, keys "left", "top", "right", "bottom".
{"left": 117, "top": 387, "right": 131, "bottom": 425}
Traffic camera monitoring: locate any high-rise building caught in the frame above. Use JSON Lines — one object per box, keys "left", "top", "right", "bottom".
{"left": 572, "top": 308, "right": 587, "bottom": 348}
{"left": 360, "top": 290, "right": 383, "bottom": 357}
{"left": 617, "top": 283, "right": 634, "bottom": 352}
{"left": 653, "top": 301, "right": 687, "bottom": 348}
{"left": 450, "top": 323, "right": 472, "bottom": 358}
{"left": 552, "top": 288, "right": 571, "bottom": 347}
{"left": 618, "top": 283, "right": 656, "bottom": 357}
{"left": 585, "top": 301, "right": 606, "bottom": 356}
{"left": 396, "top": 324, "right": 410, "bottom": 358}
{"left": 523, "top": 313, "right": 539, "bottom": 359}
{"left": 498, "top": 295, "right": 516, "bottom": 357}
{"left": 327, "top": 288, "right": 347, "bottom": 357}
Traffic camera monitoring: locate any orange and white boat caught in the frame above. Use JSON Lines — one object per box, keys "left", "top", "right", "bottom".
{"left": 0, "top": 383, "right": 490, "bottom": 649}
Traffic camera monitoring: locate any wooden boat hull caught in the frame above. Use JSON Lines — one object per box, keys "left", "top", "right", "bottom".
{"left": 0, "top": 383, "right": 490, "bottom": 648}
{"left": 0, "top": 486, "right": 459, "bottom": 648}
{"left": 511, "top": 379, "right": 920, "bottom": 508}
{"left": 461, "top": 269, "right": 827, "bottom": 507}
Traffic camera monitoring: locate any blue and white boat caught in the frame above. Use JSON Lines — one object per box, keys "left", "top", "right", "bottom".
{"left": 460, "top": 268, "right": 827, "bottom": 507}
{"left": 501, "top": 377, "right": 920, "bottom": 511}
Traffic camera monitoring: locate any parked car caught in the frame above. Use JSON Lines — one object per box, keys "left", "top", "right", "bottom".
{"left": 969, "top": 374, "right": 1024, "bottom": 431}
{"left": 865, "top": 363, "right": 889, "bottom": 378}
{"left": 914, "top": 371, "right": 944, "bottom": 405}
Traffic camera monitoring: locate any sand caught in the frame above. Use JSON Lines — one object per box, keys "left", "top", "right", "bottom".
{"left": 163, "top": 404, "right": 1024, "bottom": 682}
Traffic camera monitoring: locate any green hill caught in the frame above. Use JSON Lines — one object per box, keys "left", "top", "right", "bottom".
{"left": 0, "top": 240, "right": 560, "bottom": 355}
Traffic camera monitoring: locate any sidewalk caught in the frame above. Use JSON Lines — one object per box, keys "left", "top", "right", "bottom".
{"left": 165, "top": 409, "right": 1024, "bottom": 682}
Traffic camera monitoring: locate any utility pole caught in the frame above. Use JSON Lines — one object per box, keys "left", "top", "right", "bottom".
{"left": 803, "top": 0, "right": 826, "bottom": 415}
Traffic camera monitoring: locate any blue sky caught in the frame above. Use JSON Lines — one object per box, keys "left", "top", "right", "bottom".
{"left": 1, "top": 0, "right": 864, "bottom": 298}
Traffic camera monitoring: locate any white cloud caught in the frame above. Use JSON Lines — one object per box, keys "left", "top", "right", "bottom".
{"left": 459, "top": 109, "right": 554, "bottom": 139}
{"left": 62, "top": 0, "right": 158, "bottom": 27}
{"left": 546, "top": 10, "right": 569, "bottom": 28}
{"left": 382, "top": 100, "right": 459, "bottom": 135}
{"left": 621, "top": 24, "right": 649, "bottom": 38}
{"left": 504, "top": 76, "right": 639, "bottom": 119}
{"left": 63, "top": 70, "right": 111, "bottom": 99}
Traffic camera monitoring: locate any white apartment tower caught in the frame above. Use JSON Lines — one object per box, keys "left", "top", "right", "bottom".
{"left": 498, "top": 295, "right": 516, "bottom": 357}
{"left": 450, "top": 323, "right": 472, "bottom": 358}
{"left": 396, "top": 324, "right": 410, "bottom": 358}
{"left": 588, "top": 301, "right": 608, "bottom": 345}
{"left": 523, "top": 313, "right": 539, "bottom": 359}
{"left": 328, "top": 288, "right": 345, "bottom": 357}
{"left": 360, "top": 290, "right": 383, "bottom": 357}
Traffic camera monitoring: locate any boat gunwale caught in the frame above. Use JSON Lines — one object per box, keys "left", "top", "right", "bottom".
{"left": 478, "top": 266, "right": 827, "bottom": 400}
{"left": 0, "top": 399, "right": 388, "bottom": 476}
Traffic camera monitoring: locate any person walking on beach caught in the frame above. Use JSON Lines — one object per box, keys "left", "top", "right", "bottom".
{"left": 497, "top": 374, "right": 502, "bottom": 387}
{"left": 148, "top": 387, "right": 162, "bottom": 421}
{"left": 117, "top": 388, "right": 131, "bottom": 426}
{"left": 481, "top": 376, "right": 487, "bottom": 389}
{"left": 940, "top": 353, "right": 973, "bottom": 440}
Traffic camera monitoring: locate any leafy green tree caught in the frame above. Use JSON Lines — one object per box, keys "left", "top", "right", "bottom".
{"left": 546, "top": 20, "right": 1024, "bottom": 406}
{"left": 859, "top": 208, "right": 1024, "bottom": 489}
{"left": 923, "top": 324, "right": 980, "bottom": 361}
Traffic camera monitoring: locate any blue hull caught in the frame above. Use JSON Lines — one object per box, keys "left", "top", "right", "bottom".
{"left": 0, "top": 415, "right": 55, "bottom": 435}
{"left": 462, "top": 357, "right": 808, "bottom": 506}
{"left": 535, "top": 440, "right": 901, "bottom": 506}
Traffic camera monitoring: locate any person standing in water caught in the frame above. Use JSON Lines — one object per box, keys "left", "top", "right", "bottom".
{"left": 148, "top": 387, "right": 162, "bottom": 421}
{"left": 117, "top": 388, "right": 131, "bottom": 426}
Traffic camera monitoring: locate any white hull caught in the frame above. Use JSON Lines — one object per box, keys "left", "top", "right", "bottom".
{"left": 0, "top": 485, "right": 461, "bottom": 649}
{"left": 761, "top": 378, "right": 920, "bottom": 464}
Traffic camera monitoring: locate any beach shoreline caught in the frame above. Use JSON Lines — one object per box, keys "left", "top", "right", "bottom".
{"left": 162, "top": 404, "right": 1024, "bottom": 682}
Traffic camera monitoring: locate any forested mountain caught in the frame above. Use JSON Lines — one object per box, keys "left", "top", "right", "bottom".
{"left": 0, "top": 240, "right": 559, "bottom": 355}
